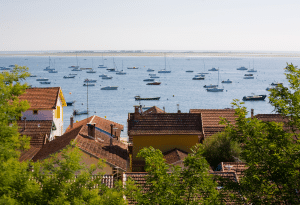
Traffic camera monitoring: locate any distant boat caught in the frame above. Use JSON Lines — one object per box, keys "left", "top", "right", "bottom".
{"left": 116, "top": 70, "right": 126, "bottom": 75}
{"left": 203, "top": 84, "right": 218, "bottom": 88}
{"left": 86, "top": 70, "right": 96, "bottom": 73}
{"left": 36, "top": 78, "right": 49, "bottom": 81}
{"left": 73, "top": 110, "right": 88, "bottom": 115}
{"left": 192, "top": 76, "right": 205, "bottom": 80}
{"left": 40, "top": 82, "right": 51, "bottom": 84}
{"left": 237, "top": 66, "right": 248, "bottom": 70}
{"left": 243, "top": 74, "right": 254, "bottom": 79}
{"left": 143, "top": 79, "right": 155, "bottom": 81}
{"left": 247, "top": 68, "right": 257, "bottom": 72}
{"left": 48, "top": 70, "right": 58, "bottom": 73}
{"left": 84, "top": 79, "right": 97, "bottom": 83}
{"left": 63, "top": 75, "right": 75, "bottom": 78}
{"left": 102, "top": 76, "right": 113, "bottom": 79}
{"left": 127, "top": 67, "right": 139, "bottom": 69}
{"left": 71, "top": 68, "right": 82, "bottom": 71}
{"left": 83, "top": 83, "right": 95, "bottom": 86}
{"left": 69, "top": 73, "right": 77, "bottom": 76}
{"left": 66, "top": 101, "right": 75, "bottom": 106}
{"left": 101, "top": 86, "right": 118, "bottom": 90}
{"left": 186, "top": 70, "right": 194, "bottom": 73}
{"left": 80, "top": 67, "right": 92, "bottom": 70}
{"left": 208, "top": 67, "right": 218, "bottom": 71}
{"left": 207, "top": 69, "right": 223, "bottom": 92}
{"left": 134, "top": 96, "right": 160, "bottom": 101}
{"left": 221, "top": 79, "right": 232, "bottom": 83}
{"left": 243, "top": 94, "right": 266, "bottom": 101}
{"left": 150, "top": 76, "right": 160, "bottom": 78}
{"left": 99, "top": 74, "right": 108, "bottom": 77}
{"left": 29, "top": 75, "right": 37, "bottom": 77}
{"left": 158, "top": 54, "right": 171, "bottom": 73}
{"left": 107, "top": 68, "right": 116, "bottom": 72}
{"left": 146, "top": 81, "right": 161, "bottom": 85}
{"left": 271, "top": 82, "right": 282, "bottom": 86}
{"left": 98, "top": 65, "right": 107, "bottom": 68}
{"left": 147, "top": 68, "right": 154, "bottom": 72}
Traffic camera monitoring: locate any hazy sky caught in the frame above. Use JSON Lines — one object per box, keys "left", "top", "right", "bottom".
{"left": 1, "top": 0, "right": 299, "bottom": 51}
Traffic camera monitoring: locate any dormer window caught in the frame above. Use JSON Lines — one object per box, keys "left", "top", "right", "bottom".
{"left": 33, "top": 110, "right": 38, "bottom": 115}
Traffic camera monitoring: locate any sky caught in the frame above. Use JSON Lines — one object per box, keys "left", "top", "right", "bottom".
{"left": 1, "top": 0, "right": 300, "bottom": 52}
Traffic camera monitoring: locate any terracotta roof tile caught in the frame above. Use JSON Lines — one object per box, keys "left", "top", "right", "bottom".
{"left": 163, "top": 148, "right": 188, "bottom": 164}
{"left": 190, "top": 109, "right": 236, "bottom": 138}
{"left": 18, "top": 87, "right": 60, "bottom": 110}
{"left": 128, "top": 111, "right": 202, "bottom": 139}
{"left": 19, "top": 146, "right": 41, "bottom": 162}
{"left": 33, "top": 116, "right": 128, "bottom": 171}
{"left": 217, "top": 162, "right": 248, "bottom": 182}
{"left": 142, "top": 106, "right": 165, "bottom": 115}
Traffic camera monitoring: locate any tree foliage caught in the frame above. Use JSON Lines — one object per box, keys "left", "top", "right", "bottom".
{"left": 131, "top": 145, "right": 221, "bottom": 205}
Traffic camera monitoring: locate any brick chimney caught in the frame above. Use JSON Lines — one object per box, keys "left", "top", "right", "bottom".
{"left": 87, "top": 123, "right": 96, "bottom": 138}
{"left": 134, "top": 105, "right": 140, "bottom": 119}
{"left": 70, "top": 115, "right": 74, "bottom": 129}
{"left": 251, "top": 109, "right": 254, "bottom": 118}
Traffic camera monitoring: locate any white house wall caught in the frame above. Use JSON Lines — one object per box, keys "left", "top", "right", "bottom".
{"left": 53, "top": 94, "right": 64, "bottom": 136}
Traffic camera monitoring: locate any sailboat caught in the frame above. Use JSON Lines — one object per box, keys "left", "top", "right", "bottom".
{"left": 207, "top": 68, "right": 224, "bottom": 92}
{"left": 158, "top": 54, "right": 171, "bottom": 73}
{"left": 248, "top": 59, "right": 257, "bottom": 72}
{"left": 69, "top": 54, "right": 79, "bottom": 69}
{"left": 98, "top": 53, "right": 107, "bottom": 68}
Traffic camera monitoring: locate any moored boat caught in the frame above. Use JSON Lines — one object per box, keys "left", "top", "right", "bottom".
{"left": 158, "top": 69, "right": 171, "bottom": 73}
{"left": 84, "top": 79, "right": 97, "bottom": 83}
{"left": 134, "top": 96, "right": 160, "bottom": 101}
{"left": 208, "top": 67, "right": 218, "bottom": 71}
{"left": 146, "top": 81, "right": 161, "bottom": 85}
{"left": 83, "top": 83, "right": 95, "bottom": 86}
{"left": 221, "top": 79, "right": 232, "bottom": 83}
{"left": 63, "top": 75, "right": 75, "bottom": 78}
{"left": 101, "top": 86, "right": 118, "bottom": 90}
{"left": 237, "top": 66, "right": 248, "bottom": 70}
{"left": 147, "top": 68, "right": 154, "bottom": 72}
{"left": 192, "top": 76, "right": 205, "bottom": 80}
{"left": 40, "top": 82, "right": 51, "bottom": 84}
{"left": 73, "top": 110, "right": 88, "bottom": 115}
{"left": 143, "top": 79, "right": 155, "bottom": 81}
{"left": 127, "top": 67, "right": 139, "bottom": 69}
{"left": 203, "top": 84, "right": 218, "bottom": 88}
{"left": 242, "top": 94, "right": 267, "bottom": 101}
{"left": 36, "top": 78, "right": 49, "bottom": 81}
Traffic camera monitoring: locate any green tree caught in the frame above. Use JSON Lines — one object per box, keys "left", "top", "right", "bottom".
{"left": 0, "top": 66, "right": 132, "bottom": 204}
{"left": 202, "top": 131, "right": 242, "bottom": 169}
{"left": 131, "top": 145, "right": 221, "bottom": 205}
{"left": 221, "top": 99, "right": 300, "bottom": 204}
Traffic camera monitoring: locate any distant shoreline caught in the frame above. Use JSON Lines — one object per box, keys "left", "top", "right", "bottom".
{"left": 1, "top": 51, "right": 300, "bottom": 58}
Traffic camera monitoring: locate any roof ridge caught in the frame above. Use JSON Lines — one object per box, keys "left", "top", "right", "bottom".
{"left": 90, "top": 115, "right": 96, "bottom": 124}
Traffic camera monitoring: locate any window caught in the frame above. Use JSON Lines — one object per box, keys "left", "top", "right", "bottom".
{"left": 33, "top": 110, "right": 38, "bottom": 115}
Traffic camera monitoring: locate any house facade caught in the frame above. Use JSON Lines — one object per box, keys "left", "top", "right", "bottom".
{"left": 18, "top": 87, "right": 66, "bottom": 141}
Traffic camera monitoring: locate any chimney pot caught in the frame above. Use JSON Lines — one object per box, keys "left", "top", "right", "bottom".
{"left": 70, "top": 115, "right": 74, "bottom": 129}
{"left": 87, "top": 123, "right": 96, "bottom": 138}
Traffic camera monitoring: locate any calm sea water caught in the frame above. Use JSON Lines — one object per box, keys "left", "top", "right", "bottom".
{"left": 1, "top": 55, "right": 300, "bottom": 140}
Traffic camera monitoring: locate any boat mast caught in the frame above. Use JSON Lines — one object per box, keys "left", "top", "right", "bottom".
{"left": 87, "top": 81, "right": 89, "bottom": 118}
{"left": 164, "top": 53, "right": 166, "bottom": 70}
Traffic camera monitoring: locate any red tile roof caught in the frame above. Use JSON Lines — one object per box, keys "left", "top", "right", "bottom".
{"left": 142, "top": 106, "right": 165, "bottom": 115}
{"left": 190, "top": 109, "right": 236, "bottom": 138}
{"left": 217, "top": 162, "right": 248, "bottom": 182}
{"left": 128, "top": 110, "right": 202, "bottom": 141}
{"left": 163, "top": 148, "right": 188, "bottom": 164}
{"left": 32, "top": 115, "right": 128, "bottom": 171}
{"left": 18, "top": 87, "right": 61, "bottom": 110}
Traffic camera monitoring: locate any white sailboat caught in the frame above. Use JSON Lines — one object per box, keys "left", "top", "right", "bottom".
{"left": 158, "top": 53, "right": 171, "bottom": 73}
{"left": 207, "top": 68, "right": 224, "bottom": 92}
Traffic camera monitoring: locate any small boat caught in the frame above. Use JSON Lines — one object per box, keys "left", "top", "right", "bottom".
{"left": 248, "top": 68, "right": 257, "bottom": 72}
{"left": 98, "top": 65, "right": 107, "bottom": 68}
{"left": 69, "top": 73, "right": 77, "bottom": 76}
{"left": 146, "top": 81, "right": 161, "bottom": 85}
{"left": 83, "top": 83, "right": 95, "bottom": 86}
{"left": 101, "top": 86, "right": 118, "bottom": 90}
{"left": 102, "top": 76, "right": 113, "bottom": 79}
{"left": 0, "top": 67, "right": 11, "bottom": 70}
{"left": 99, "top": 74, "right": 107, "bottom": 77}
{"left": 63, "top": 75, "right": 75, "bottom": 78}
{"left": 40, "top": 82, "right": 51, "bottom": 84}
{"left": 271, "top": 82, "right": 282, "bottom": 86}
{"left": 186, "top": 70, "right": 194, "bottom": 72}
{"left": 203, "top": 84, "right": 218, "bottom": 88}
{"left": 73, "top": 110, "right": 88, "bottom": 115}
{"left": 127, "top": 67, "right": 139, "bottom": 69}
{"left": 116, "top": 70, "right": 126, "bottom": 75}
{"left": 198, "top": 72, "right": 209, "bottom": 75}
{"left": 80, "top": 67, "right": 92, "bottom": 70}
{"left": 29, "top": 75, "right": 37, "bottom": 77}
{"left": 143, "top": 79, "right": 155, "bottom": 81}
{"left": 72, "top": 68, "right": 82, "bottom": 71}
{"left": 84, "top": 79, "right": 97, "bottom": 83}
{"left": 48, "top": 70, "right": 58, "bottom": 73}
{"left": 44, "top": 68, "right": 55, "bottom": 71}
{"left": 147, "top": 68, "right": 154, "bottom": 72}
{"left": 207, "top": 87, "right": 224, "bottom": 92}
{"left": 158, "top": 69, "right": 171, "bottom": 73}
{"left": 192, "top": 76, "right": 205, "bottom": 80}
{"left": 237, "top": 66, "right": 248, "bottom": 70}
{"left": 242, "top": 94, "right": 267, "bottom": 101}
{"left": 66, "top": 101, "right": 75, "bottom": 106}
{"left": 243, "top": 74, "right": 254, "bottom": 79}
{"left": 8, "top": 65, "right": 15, "bottom": 67}
{"left": 86, "top": 70, "right": 96, "bottom": 73}
{"left": 149, "top": 73, "right": 157, "bottom": 76}
{"left": 221, "top": 79, "right": 232, "bottom": 83}
{"left": 194, "top": 74, "right": 205, "bottom": 77}
{"left": 208, "top": 67, "right": 218, "bottom": 71}
{"left": 36, "top": 78, "right": 49, "bottom": 81}
{"left": 107, "top": 68, "right": 116, "bottom": 72}
{"left": 150, "top": 76, "right": 160, "bottom": 78}
{"left": 135, "top": 96, "right": 160, "bottom": 101}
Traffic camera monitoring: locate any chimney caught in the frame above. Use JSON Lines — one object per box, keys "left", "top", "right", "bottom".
{"left": 70, "top": 115, "right": 74, "bottom": 129}
{"left": 178, "top": 110, "right": 181, "bottom": 113}
{"left": 134, "top": 105, "right": 140, "bottom": 119}
{"left": 110, "top": 124, "right": 114, "bottom": 137}
{"left": 87, "top": 123, "right": 96, "bottom": 138}
{"left": 251, "top": 109, "right": 254, "bottom": 118}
